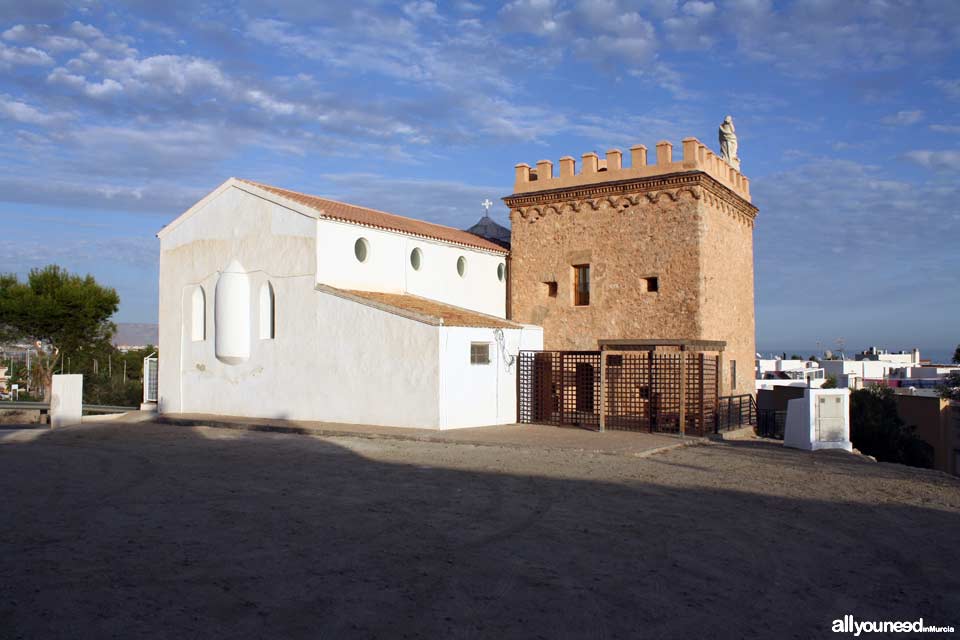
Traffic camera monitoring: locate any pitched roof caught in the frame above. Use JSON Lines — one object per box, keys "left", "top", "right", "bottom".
{"left": 316, "top": 284, "right": 523, "bottom": 329}
{"left": 238, "top": 179, "right": 508, "bottom": 254}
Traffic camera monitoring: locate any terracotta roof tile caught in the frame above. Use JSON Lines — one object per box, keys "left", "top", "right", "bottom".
{"left": 325, "top": 286, "right": 522, "bottom": 329}
{"left": 238, "top": 179, "right": 508, "bottom": 254}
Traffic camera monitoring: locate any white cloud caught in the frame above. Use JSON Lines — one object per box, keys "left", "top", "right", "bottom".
{"left": 682, "top": 1, "right": 715, "bottom": 18}
{"left": 930, "top": 124, "right": 960, "bottom": 134}
{"left": 0, "top": 94, "right": 69, "bottom": 125}
{"left": 499, "top": 0, "right": 565, "bottom": 36}
{"left": 932, "top": 78, "right": 960, "bottom": 100}
{"left": 904, "top": 150, "right": 960, "bottom": 172}
{"left": 0, "top": 41, "right": 53, "bottom": 67}
{"left": 881, "top": 110, "right": 924, "bottom": 126}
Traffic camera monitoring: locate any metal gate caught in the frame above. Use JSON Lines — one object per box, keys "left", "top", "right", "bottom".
{"left": 519, "top": 349, "right": 721, "bottom": 436}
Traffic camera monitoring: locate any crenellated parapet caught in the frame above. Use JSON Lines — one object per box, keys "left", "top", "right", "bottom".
{"left": 513, "top": 137, "right": 751, "bottom": 202}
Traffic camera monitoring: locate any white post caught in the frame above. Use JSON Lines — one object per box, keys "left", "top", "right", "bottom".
{"left": 50, "top": 374, "right": 83, "bottom": 428}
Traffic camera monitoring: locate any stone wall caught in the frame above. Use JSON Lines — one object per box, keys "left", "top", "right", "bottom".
{"left": 505, "top": 169, "right": 757, "bottom": 397}
{"left": 508, "top": 184, "right": 702, "bottom": 351}
{"left": 697, "top": 191, "right": 756, "bottom": 395}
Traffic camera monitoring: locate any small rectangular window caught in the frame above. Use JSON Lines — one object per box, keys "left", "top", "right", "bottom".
{"left": 573, "top": 264, "right": 590, "bottom": 306}
{"left": 470, "top": 343, "right": 491, "bottom": 365}
{"left": 730, "top": 360, "right": 737, "bottom": 390}
{"left": 644, "top": 277, "right": 659, "bottom": 293}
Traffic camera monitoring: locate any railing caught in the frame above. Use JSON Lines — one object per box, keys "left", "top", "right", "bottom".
{"left": 716, "top": 394, "right": 757, "bottom": 433}
{"left": 757, "top": 410, "right": 786, "bottom": 439}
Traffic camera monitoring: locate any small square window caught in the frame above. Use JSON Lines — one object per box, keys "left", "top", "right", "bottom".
{"left": 545, "top": 281, "right": 558, "bottom": 297}
{"left": 573, "top": 264, "right": 590, "bottom": 306}
{"left": 644, "top": 277, "right": 659, "bottom": 293}
{"left": 470, "top": 343, "right": 491, "bottom": 365}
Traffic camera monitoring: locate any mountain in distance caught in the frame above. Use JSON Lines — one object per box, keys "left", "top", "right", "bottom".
{"left": 113, "top": 323, "right": 159, "bottom": 347}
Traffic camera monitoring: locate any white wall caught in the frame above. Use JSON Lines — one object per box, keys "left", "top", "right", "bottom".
{"left": 315, "top": 219, "right": 507, "bottom": 318}
{"left": 437, "top": 325, "right": 543, "bottom": 429}
{"left": 158, "top": 183, "right": 532, "bottom": 429}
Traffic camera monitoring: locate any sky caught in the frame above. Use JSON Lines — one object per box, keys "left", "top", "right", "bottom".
{"left": 0, "top": 0, "right": 957, "bottom": 356}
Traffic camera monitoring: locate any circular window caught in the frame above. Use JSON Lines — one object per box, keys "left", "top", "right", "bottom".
{"left": 410, "top": 248, "right": 422, "bottom": 270}
{"left": 497, "top": 263, "right": 505, "bottom": 282}
{"left": 354, "top": 237, "right": 369, "bottom": 263}
{"left": 456, "top": 256, "right": 466, "bottom": 277}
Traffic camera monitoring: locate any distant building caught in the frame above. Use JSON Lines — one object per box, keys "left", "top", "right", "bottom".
{"left": 756, "top": 358, "right": 826, "bottom": 390}
{"left": 820, "top": 349, "right": 960, "bottom": 390}
{"left": 893, "top": 393, "right": 959, "bottom": 476}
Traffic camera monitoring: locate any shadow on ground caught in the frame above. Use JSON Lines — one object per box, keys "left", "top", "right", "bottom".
{"left": 0, "top": 422, "right": 957, "bottom": 639}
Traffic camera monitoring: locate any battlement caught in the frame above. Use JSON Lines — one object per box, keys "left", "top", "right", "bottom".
{"left": 513, "top": 137, "right": 750, "bottom": 202}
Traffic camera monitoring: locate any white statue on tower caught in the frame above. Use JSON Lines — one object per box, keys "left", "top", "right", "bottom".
{"left": 718, "top": 115, "right": 740, "bottom": 170}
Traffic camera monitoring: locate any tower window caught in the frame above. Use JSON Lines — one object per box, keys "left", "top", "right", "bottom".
{"left": 644, "top": 277, "right": 659, "bottom": 293}
{"left": 573, "top": 264, "right": 590, "bottom": 306}
{"left": 457, "top": 256, "right": 467, "bottom": 277}
{"left": 545, "top": 281, "right": 558, "bottom": 297}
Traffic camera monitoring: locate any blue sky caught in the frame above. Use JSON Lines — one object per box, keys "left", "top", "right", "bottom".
{"left": 0, "top": 0, "right": 957, "bottom": 356}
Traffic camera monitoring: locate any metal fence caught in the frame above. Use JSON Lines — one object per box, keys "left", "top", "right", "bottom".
{"left": 716, "top": 394, "right": 757, "bottom": 433}
{"left": 756, "top": 409, "right": 786, "bottom": 439}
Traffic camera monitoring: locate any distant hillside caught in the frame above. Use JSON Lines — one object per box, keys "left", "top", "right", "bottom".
{"left": 113, "top": 323, "right": 158, "bottom": 347}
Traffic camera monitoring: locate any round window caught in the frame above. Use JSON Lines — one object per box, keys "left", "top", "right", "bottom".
{"left": 497, "top": 263, "right": 505, "bottom": 282}
{"left": 410, "top": 248, "right": 422, "bottom": 270}
{"left": 354, "top": 237, "right": 369, "bottom": 263}
{"left": 456, "top": 256, "right": 466, "bottom": 277}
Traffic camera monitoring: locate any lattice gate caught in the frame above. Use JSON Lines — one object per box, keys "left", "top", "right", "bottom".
{"left": 519, "top": 349, "right": 720, "bottom": 436}
{"left": 517, "top": 351, "right": 601, "bottom": 429}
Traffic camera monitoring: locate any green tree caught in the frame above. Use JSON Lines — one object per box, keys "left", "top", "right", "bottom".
{"left": 822, "top": 374, "right": 837, "bottom": 389}
{"left": 850, "top": 387, "right": 932, "bottom": 468}
{"left": 0, "top": 266, "right": 119, "bottom": 401}
{"left": 953, "top": 344, "right": 960, "bottom": 364}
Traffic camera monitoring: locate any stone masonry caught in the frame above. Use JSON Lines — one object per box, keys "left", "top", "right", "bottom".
{"left": 503, "top": 138, "right": 758, "bottom": 396}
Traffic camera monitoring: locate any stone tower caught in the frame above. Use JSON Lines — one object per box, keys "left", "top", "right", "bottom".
{"left": 503, "top": 137, "right": 758, "bottom": 396}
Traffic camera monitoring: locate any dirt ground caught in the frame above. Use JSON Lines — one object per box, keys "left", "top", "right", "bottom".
{"left": 1, "top": 422, "right": 958, "bottom": 639}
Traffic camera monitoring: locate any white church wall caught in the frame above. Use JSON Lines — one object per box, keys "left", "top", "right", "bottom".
{"left": 158, "top": 185, "right": 317, "bottom": 415}
{"left": 315, "top": 219, "right": 507, "bottom": 318}
{"left": 177, "top": 284, "right": 441, "bottom": 427}
{"left": 437, "top": 324, "right": 543, "bottom": 429}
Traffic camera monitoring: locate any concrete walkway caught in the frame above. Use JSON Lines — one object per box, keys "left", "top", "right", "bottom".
{"left": 155, "top": 412, "right": 692, "bottom": 458}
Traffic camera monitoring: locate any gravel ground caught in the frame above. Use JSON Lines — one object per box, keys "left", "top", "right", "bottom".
{"left": 1, "top": 421, "right": 958, "bottom": 639}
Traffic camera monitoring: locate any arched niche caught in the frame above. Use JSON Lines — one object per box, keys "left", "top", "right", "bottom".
{"left": 215, "top": 259, "right": 251, "bottom": 364}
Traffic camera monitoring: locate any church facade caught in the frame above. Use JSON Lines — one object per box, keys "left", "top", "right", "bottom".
{"left": 156, "top": 178, "right": 542, "bottom": 429}
{"left": 504, "top": 137, "right": 757, "bottom": 397}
